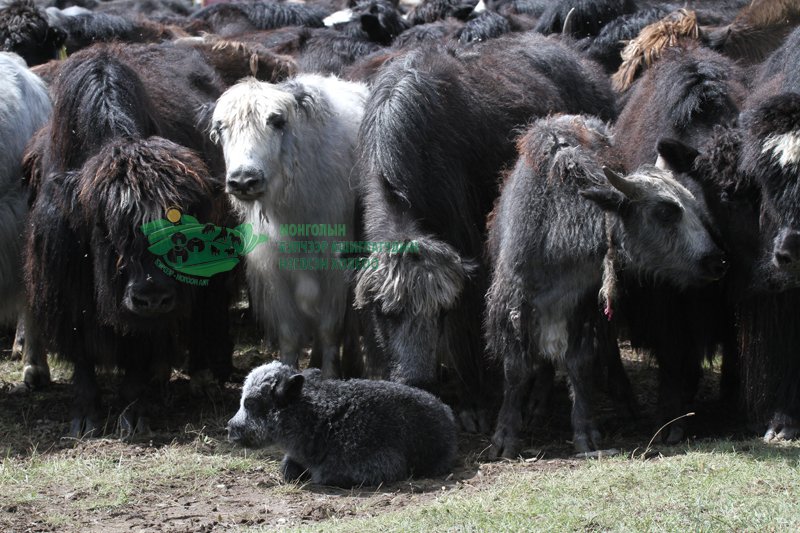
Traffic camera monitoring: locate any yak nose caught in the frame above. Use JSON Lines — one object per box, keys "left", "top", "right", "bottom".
{"left": 227, "top": 419, "right": 243, "bottom": 443}
{"left": 226, "top": 167, "right": 265, "bottom": 197}
{"left": 774, "top": 231, "right": 800, "bottom": 267}
{"left": 700, "top": 250, "right": 728, "bottom": 280}
{"left": 127, "top": 283, "right": 176, "bottom": 315}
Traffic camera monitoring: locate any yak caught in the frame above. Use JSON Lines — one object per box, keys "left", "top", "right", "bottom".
{"left": 210, "top": 74, "right": 367, "bottom": 378}
{"left": 611, "top": 45, "right": 746, "bottom": 442}
{"left": 24, "top": 43, "right": 233, "bottom": 438}
{"left": 0, "top": 52, "right": 51, "bottom": 386}
{"left": 486, "top": 114, "right": 728, "bottom": 457}
{"left": 645, "top": 28, "right": 800, "bottom": 441}
{"left": 228, "top": 361, "right": 457, "bottom": 487}
{"left": 354, "top": 32, "right": 616, "bottom": 432}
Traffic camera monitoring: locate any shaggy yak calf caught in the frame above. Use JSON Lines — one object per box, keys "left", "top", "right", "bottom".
{"left": 227, "top": 361, "right": 457, "bottom": 487}
{"left": 210, "top": 74, "right": 367, "bottom": 378}
{"left": 486, "top": 115, "right": 727, "bottom": 457}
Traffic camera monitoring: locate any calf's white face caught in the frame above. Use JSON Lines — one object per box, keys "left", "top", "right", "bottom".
{"left": 211, "top": 79, "right": 296, "bottom": 202}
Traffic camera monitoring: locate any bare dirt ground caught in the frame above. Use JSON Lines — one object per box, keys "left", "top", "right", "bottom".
{"left": 0, "top": 322, "right": 746, "bottom": 533}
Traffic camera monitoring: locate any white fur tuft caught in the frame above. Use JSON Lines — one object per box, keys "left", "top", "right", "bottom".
{"left": 324, "top": 8, "right": 354, "bottom": 27}
{"left": 762, "top": 131, "right": 800, "bottom": 167}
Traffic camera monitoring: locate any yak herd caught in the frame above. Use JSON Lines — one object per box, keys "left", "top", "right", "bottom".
{"left": 1, "top": 0, "right": 800, "bottom": 481}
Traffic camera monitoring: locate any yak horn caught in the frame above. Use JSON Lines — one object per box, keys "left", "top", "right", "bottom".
{"left": 603, "top": 167, "right": 640, "bottom": 199}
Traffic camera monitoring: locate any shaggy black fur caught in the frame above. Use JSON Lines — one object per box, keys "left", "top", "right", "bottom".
{"left": 355, "top": 32, "right": 616, "bottom": 432}
{"left": 24, "top": 43, "right": 233, "bottom": 439}
{"left": 535, "top": 0, "right": 637, "bottom": 38}
{"left": 612, "top": 45, "right": 746, "bottom": 442}
{"left": 457, "top": 10, "right": 511, "bottom": 43}
{"left": 615, "top": 45, "right": 746, "bottom": 170}
{"left": 49, "top": 12, "right": 186, "bottom": 54}
{"left": 188, "top": 2, "right": 327, "bottom": 36}
{"left": 407, "top": 0, "right": 476, "bottom": 25}
{"left": 0, "top": 0, "right": 65, "bottom": 66}
{"left": 228, "top": 361, "right": 457, "bottom": 487}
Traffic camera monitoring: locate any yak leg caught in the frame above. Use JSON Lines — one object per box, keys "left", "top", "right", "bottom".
{"left": 69, "top": 360, "right": 101, "bottom": 438}
{"left": 523, "top": 359, "right": 555, "bottom": 428}
{"left": 340, "top": 300, "right": 364, "bottom": 379}
{"left": 490, "top": 345, "right": 535, "bottom": 459}
{"left": 278, "top": 323, "right": 302, "bottom": 371}
{"left": 188, "top": 278, "right": 234, "bottom": 395}
{"left": 450, "top": 287, "right": 498, "bottom": 434}
{"left": 654, "top": 338, "right": 702, "bottom": 444}
{"left": 118, "top": 363, "right": 154, "bottom": 441}
{"left": 309, "top": 337, "right": 323, "bottom": 369}
{"left": 317, "top": 310, "right": 344, "bottom": 379}
{"left": 11, "top": 314, "right": 24, "bottom": 360}
{"left": 20, "top": 309, "right": 50, "bottom": 389}
{"left": 566, "top": 317, "right": 603, "bottom": 453}
{"left": 280, "top": 455, "right": 311, "bottom": 483}
{"left": 597, "top": 319, "right": 637, "bottom": 418}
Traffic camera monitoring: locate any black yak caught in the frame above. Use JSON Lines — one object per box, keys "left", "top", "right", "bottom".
{"left": 24, "top": 43, "right": 234, "bottom": 438}
{"left": 228, "top": 361, "right": 457, "bottom": 487}
{"left": 486, "top": 114, "right": 727, "bottom": 456}
{"left": 354, "top": 32, "right": 616, "bottom": 432}
{"left": 612, "top": 44, "right": 746, "bottom": 442}
{"left": 649, "top": 28, "right": 800, "bottom": 441}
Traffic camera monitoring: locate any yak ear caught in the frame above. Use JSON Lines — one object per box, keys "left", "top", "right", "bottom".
{"left": 274, "top": 373, "right": 305, "bottom": 406}
{"left": 580, "top": 187, "right": 629, "bottom": 213}
{"left": 656, "top": 138, "right": 699, "bottom": 173}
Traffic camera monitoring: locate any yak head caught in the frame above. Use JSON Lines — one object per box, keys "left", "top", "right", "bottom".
{"left": 76, "top": 136, "right": 215, "bottom": 330}
{"left": 354, "top": 236, "right": 477, "bottom": 388}
{"left": 227, "top": 361, "right": 307, "bottom": 448}
{"left": 582, "top": 145, "right": 727, "bottom": 288}
{"left": 737, "top": 92, "right": 800, "bottom": 286}
{"left": 210, "top": 77, "right": 327, "bottom": 206}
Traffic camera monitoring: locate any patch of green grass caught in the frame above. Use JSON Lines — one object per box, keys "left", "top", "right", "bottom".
{"left": 0, "top": 440, "right": 277, "bottom": 524}
{"left": 283, "top": 440, "right": 800, "bottom": 533}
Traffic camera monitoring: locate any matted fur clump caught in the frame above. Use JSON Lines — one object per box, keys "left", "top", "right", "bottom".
{"left": 613, "top": 8, "right": 699, "bottom": 92}
{"left": 354, "top": 236, "right": 476, "bottom": 317}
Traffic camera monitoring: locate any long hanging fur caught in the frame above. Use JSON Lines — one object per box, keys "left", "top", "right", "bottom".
{"left": 613, "top": 9, "right": 700, "bottom": 92}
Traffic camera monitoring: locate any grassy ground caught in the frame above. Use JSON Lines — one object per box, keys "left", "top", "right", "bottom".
{"left": 1, "top": 330, "right": 798, "bottom": 532}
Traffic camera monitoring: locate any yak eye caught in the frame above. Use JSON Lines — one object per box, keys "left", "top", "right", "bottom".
{"left": 654, "top": 200, "right": 682, "bottom": 225}
{"left": 244, "top": 397, "right": 259, "bottom": 412}
{"left": 268, "top": 113, "right": 286, "bottom": 129}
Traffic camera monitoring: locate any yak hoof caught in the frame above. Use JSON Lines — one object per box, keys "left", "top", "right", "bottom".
{"left": 23, "top": 364, "right": 51, "bottom": 389}
{"left": 458, "top": 408, "right": 491, "bottom": 434}
{"left": 118, "top": 413, "right": 153, "bottom": 442}
{"left": 573, "top": 426, "right": 603, "bottom": 453}
{"left": 764, "top": 412, "right": 800, "bottom": 442}
{"left": 69, "top": 417, "right": 99, "bottom": 439}
{"left": 489, "top": 426, "right": 523, "bottom": 460}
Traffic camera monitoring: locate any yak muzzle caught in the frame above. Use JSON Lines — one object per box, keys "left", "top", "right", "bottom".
{"left": 226, "top": 167, "right": 266, "bottom": 200}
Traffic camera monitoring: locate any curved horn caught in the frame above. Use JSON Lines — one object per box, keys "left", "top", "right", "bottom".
{"left": 603, "top": 167, "right": 641, "bottom": 199}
